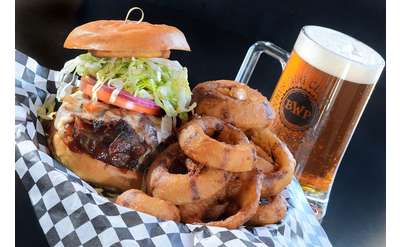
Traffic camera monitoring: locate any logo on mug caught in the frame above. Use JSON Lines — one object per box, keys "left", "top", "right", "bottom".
{"left": 280, "top": 88, "right": 318, "bottom": 131}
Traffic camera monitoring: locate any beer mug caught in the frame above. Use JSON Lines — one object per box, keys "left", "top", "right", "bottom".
{"left": 236, "top": 26, "right": 385, "bottom": 220}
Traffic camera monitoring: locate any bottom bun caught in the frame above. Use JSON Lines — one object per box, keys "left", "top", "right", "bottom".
{"left": 51, "top": 130, "right": 143, "bottom": 192}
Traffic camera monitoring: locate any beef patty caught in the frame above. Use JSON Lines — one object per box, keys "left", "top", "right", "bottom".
{"left": 64, "top": 117, "right": 150, "bottom": 169}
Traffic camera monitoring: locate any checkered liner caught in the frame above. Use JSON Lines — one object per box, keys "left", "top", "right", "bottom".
{"left": 15, "top": 50, "right": 332, "bottom": 247}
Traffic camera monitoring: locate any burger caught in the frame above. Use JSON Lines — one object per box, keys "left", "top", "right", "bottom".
{"left": 50, "top": 19, "right": 194, "bottom": 192}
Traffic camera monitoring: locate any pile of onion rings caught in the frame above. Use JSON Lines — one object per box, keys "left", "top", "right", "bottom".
{"left": 115, "top": 79, "right": 295, "bottom": 228}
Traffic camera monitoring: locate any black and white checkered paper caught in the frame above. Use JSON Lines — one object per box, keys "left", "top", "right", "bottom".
{"left": 15, "top": 50, "right": 332, "bottom": 247}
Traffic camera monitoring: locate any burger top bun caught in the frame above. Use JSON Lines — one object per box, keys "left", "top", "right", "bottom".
{"left": 63, "top": 20, "right": 190, "bottom": 58}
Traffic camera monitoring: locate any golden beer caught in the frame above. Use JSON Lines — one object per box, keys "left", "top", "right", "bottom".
{"left": 270, "top": 51, "right": 375, "bottom": 193}
{"left": 235, "top": 26, "right": 385, "bottom": 219}
{"left": 268, "top": 27, "right": 384, "bottom": 217}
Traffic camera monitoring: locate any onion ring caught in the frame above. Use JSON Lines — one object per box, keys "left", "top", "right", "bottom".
{"left": 247, "top": 128, "right": 296, "bottom": 197}
{"left": 180, "top": 172, "right": 245, "bottom": 224}
{"left": 178, "top": 186, "right": 228, "bottom": 223}
{"left": 247, "top": 194, "right": 287, "bottom": 226}
{"left": 178, "top": 116, "right": 256, "bottom": 172}
{"left": 115, "top": 189, "right": 180, "bottom": 221}
{"left": 192, "top": 80, "right": 275, "bottom": 130}
{"left": 205, "top": 170, "right": 263, "bottom": 229}
{"left": 146, "top": 143, "right": 230, "bottom": 205}
{"left": 253, "top": 144, "right": 275, "bottom": 174}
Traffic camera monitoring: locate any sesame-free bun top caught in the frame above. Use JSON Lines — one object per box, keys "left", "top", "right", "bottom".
{"left": 64, "top": 20, "right": 190, "bottom": 58}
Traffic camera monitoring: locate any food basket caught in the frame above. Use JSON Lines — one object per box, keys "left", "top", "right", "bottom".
{"left": 15, "top": 50, "right": 332, "bottom": 247}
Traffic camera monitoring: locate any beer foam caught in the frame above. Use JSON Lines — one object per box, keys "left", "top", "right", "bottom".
{"left": 294, "top": 26, "right": 385, "bottom": 84}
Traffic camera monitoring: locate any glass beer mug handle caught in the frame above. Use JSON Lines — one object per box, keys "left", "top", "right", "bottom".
{"left": 235, "top": 41, "right": 290, "bottom": 84}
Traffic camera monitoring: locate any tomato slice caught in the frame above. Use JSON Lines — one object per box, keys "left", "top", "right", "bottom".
{"left": 79, "top": 76, "right": 161, "bottom": 116}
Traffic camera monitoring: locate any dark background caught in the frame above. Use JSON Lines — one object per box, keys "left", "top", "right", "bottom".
{"left": 16, "top": 0, "right": 386, "bottom": 246}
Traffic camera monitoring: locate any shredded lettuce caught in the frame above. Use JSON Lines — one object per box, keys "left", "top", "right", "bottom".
{"left": 37, "top": 95, "right": 57, "bottom": 120}
{"left": 57, "top": 53, "right": 195, "bottom": 118}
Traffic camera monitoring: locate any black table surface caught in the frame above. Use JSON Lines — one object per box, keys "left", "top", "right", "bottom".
{"left": 15, "top": 1, "right": 386, "bottom": 246}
